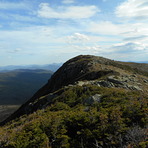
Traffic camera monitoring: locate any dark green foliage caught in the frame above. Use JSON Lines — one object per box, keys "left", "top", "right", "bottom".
{"left": 0, "top": 85, "right": 147, "bottom": 148}
{"left": 50, "top": 102, "right": 70, "bottom": 111}
{"left": 8, "top": 122, "right": 49, "bottom": 148}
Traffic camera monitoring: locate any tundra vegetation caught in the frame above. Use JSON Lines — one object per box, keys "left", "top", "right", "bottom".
{"left": 0, "top": 86, "right": 147, "bottom": 148}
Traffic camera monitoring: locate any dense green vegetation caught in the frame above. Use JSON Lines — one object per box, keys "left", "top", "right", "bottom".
{"left": 0, "top": 85, "right": 147, "bottom": 148}
{"left": 0, "top": 69, "right": 53, "bottom": 105}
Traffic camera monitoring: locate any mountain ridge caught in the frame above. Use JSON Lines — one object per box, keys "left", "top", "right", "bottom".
{"left": 1, "top": 55, "right": 148, "bottom": 125}
{"left": 0, "top": 55, "right": 147, "bottom": 148}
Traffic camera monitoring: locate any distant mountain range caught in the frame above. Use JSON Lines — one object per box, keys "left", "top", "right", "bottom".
{"left": 0, "top": 63, "right": 62, "bottom": 72}
{"left": 0, "top": 63, "right": 62, "bottom": 121}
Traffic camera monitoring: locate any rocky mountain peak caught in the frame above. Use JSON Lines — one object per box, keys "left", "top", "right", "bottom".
{"left": 43, "top": 55, "right": 121, "bottom": 93}
{"left": 43, "top": 55, "right": 148, "bottom": 94}
{"left": 1, "top": 55, "right": 148, "bottom": 125}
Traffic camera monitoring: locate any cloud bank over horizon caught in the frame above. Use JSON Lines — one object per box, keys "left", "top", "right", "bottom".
{"left": 0, "top": 0, "right": 147, "bottom": 66}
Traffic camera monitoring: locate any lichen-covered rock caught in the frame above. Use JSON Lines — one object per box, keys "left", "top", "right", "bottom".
{"left": 84, "top": 94, "right": 102, "bottom": 105}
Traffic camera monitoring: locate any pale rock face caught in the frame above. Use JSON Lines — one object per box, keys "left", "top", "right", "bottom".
{"left": 84, "top": 94, "right": 102, "bottom": 105}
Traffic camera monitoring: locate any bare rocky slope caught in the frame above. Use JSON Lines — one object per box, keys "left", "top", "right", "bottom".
{"left": 1, "top": 55, "right": 148, "bottom": 125}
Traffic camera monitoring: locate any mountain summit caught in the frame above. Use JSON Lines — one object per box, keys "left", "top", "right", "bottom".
{"left": 0, "top": 55, "right": 147, "bottom": 148}
{"left": 1, "top": 55, "right": 148, "bottom": 125}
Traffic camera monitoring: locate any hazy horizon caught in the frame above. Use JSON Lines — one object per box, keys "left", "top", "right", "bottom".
{"left": 0, "top": 57, "right": 148, "bottom": 69}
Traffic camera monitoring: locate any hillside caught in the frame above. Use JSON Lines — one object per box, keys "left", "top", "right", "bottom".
{"left": 0, "top": 105, "right": 20, "bottom": 123}
{"left": 0, "top": 55, "right": 147, "bottom": 148}
{"left": 0, "top": 69, "right": 53, "bottom": 105}
{"left": 0, "top": 69, "right": 53, "bottom": 122}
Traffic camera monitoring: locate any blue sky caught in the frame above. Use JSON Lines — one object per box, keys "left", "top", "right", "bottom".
{"left": 0, "top": 0, "right": 148, "bottom": 66}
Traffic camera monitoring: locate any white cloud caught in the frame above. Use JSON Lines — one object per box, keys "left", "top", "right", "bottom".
{"left": 65, "top": 33, "right": 108, "bottom": 54}
{"left": 66, "top": 44, "right": 104, "bottom": 55}
{"left": 0, "top": 26, "right": 57, "bottom": 56}
{"left": 120, "top": 23, "right": 148, "bottom": 45}
{"left": 112, "top": 42, "right": 148, "bottom": 52}
{"left": 62, "top": 0, "right": 75, "bottom": 4}
{"left": 87, "top": 21, "right": 148, "bottom": 47}
{"left": 37, "top": 3, "right": 100, "bottom": 19}
{"left": 115, "top": 0, "right": 148, "bottom": 20}
{"left": 124, "top": 35, "right": 147, "bottom": 41}
{"left": 88, "top": 21, "right": 131, "bottom": 35}
{"left": 67, "top": 33, "right": 89, "bottom": 43}
{"left": 85, "top": 45, "right": 103, "bottom": 53}
{"left": 102, "top": 41, "right": 148, "bottom": 61}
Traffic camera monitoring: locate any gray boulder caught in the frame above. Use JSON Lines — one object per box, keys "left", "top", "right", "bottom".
{"left": 84, "top": 94, "right": 102, "bottom": 105}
